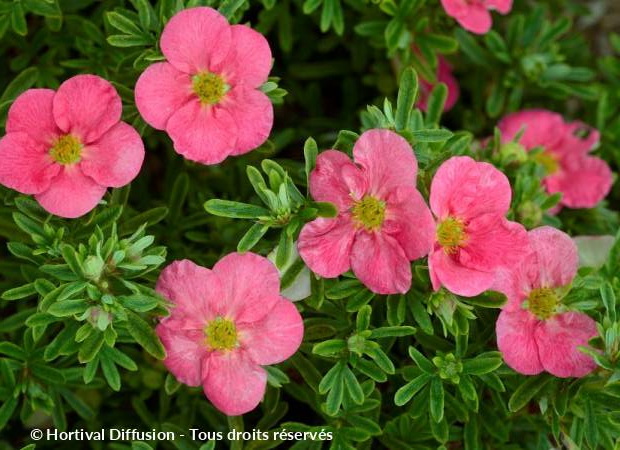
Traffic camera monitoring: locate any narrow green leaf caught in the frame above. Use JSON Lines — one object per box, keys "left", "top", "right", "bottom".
{"left": 125, "top": 311, "right": 166, "bottom": 359}
{"left": 429, "top": 377, "right": 445, "bottom": 423}
{"left": 394, "top": 373, "right": 431, "bottom": 406}
{"left": 508, "top": 376, "right": 552, "bottom": 412}
{"left": 204, "top": 199, "right": 270, "bottom": 219}
{"left": 395, "top": 67, "right": 418, "bottom": 131}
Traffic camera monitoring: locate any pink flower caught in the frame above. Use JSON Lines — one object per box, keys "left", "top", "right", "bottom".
{"left": 297, "top": 129, "right": 435, "bottom": 294}
{"left": 0, "top": 75, "right": 144, "bottom": 218}
{"left": 440, "top": 0, "right": 512, "bottom": 34}
{"left": 135, "top": 7, "right": 273, "bottom": 165}
{"left": 498, "top": 109, "right": 613, "bottom": 209}
{"left": 155, "top": 253, "right": 304, "bottom": 416}
{"left": 428, "top": 156, "right": 528, "bottom": 297}
{"left": 417, "top": 57, "right": 460, "bottom": 112}
{"left": 495, "top": 226, "right": 598, "bottom": 377}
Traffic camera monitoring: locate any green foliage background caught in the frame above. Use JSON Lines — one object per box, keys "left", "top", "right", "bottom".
{"left": 0, "top": 0, "right": 619, "bottom": 449}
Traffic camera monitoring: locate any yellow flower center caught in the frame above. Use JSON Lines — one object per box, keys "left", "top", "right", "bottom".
{"left": 192, "top": 71, "right": 227, "bottom": 105}
{"left": 204, "top": 317, "right": 238, "bottom": 351}
{"left": 527, "top": 287, "right": 559, "bottom": 320}
{"left": 49, "top": 134, "right": 82, "bottom": 165}
{"left": 533, "top": 151, "right": 559, "bottom": 175}
{"left": 436, "top": 216, "right": 467, "bottom": 253}
{"left": 351, "top": 196, "right": 386, "bottom": 231}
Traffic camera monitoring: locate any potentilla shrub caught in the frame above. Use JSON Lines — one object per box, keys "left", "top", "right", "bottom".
{"left": 0, "top": 1, "right": 619, "bottom": 449}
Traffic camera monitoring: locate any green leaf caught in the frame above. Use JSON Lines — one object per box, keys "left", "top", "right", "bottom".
{"left": 411, "top": 129, "right": 453, "bottom": 142}
{"left": 1, "top": 283, "right": 36, "bottom": 301}
{"left": 120, "top": 207, "right": 168, "bottom": 234}
{"left": 408, "top": 346, "right": 435, "bottom": 374}
{"left": 342, "top": 366, "right": 364, "bottom": 405}
{"left": 0, "top": 66, "right": 39, "bottom": 105}
{"left": 508, "top": 375, "right": 552, "bottom": 412}
{"left": 106, "top": 11, "right": 142, "bottom": 35}
{"left": 60, "top": 244, "right": 84, "bottom": 277}
{"left": 125, "top": 311, "right": 166, "bottom": 359}
{"left": 100, "top": 352, "right": 121, "bottom": 391}
{"left": 78, "top": 331, "right": 104, "bottom": 364}
{"left": 23, "top": 0, "right": 61, "bottom": 18}
{"left": 0, "top": 342, "right": 27, "bottom": 360}
{"left": 10, "top": 2, "right": 27, "bottom": 36}
{"left": 424, "top": 83, "right": 448, "bottom": 126}
{"left": 462, "top": 352, "right": 503, "bottom": 375}
{"left": 394, "top": 373, "right": 431, "bottom": 406}
{"left": 218, "top": 0, "right": 246, "bottom": 19}
{"left": 30, "top": 363, "right": 65, "bottom": 384}
{"left": 106, "top": 34, "right": 153, "bottom": 47}
{"left": 312, "top": 339, "right": 346, "bottom": 357}
{"left": 0, "top": 396, "right": 18, "bottom": 430}
{"left": 464, "top": 290, "right": 507, "bottom": 308}
{"left": 395, "top": 67, "right": 418, "bottom": 131}
{"left": 369, "top": 326, "right": 416, "bottom": 339}
{"left": 304, "top": 138, "right": 318, "bottom": 184}
{"left": 429, "top": 377, "right": 445, "bottom": 423}
{"left": 204, "top": 199, "right": 270, "bottom": 219}
{"left": 47, "top": 299, "right": 89, "bottom": 317}
{"left": 600, "top": 282, "right": 617, "bottom": 322}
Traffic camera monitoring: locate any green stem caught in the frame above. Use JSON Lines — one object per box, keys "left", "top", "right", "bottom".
{"left": 228, "top": 415, "right": 244, "bottom": 450}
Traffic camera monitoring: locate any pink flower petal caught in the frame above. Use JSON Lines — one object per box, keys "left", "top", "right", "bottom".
{"left": 239, "top": 298, "right": 303, "bottom": 365}
{"left": 429, "top": 248, "right": 497, "bottom": 296}
{"left": 430, "top": 156, "right": 511, "bottom": 219}
{"left": 350, "top": 231, "right": 411, "bottom": 294}
{"left": 383, "top": 186, "right": 435, "bottom": 260}
{"left": 35, "top": 166, "right": 106, "bottom": 218}
{"left": 0, "top": 132, "right": 60, "bottom": 194}
{"left": 535, "top": 311, "right": 598, "bottom": 378}
{"left": 459, "top": 214, "right": 528, "bottom": 272}
{"left": 545, "top": 156, "right": 613, "bottom": 209}
{"left": 298, "top": 216, "right": 356, "bottom": 278}
{"left": 52, "top": 74, "right": 122, "bottom": 143}
{"left": 308, "top": 150, "right": 361, "bottom": 211}
{"left": 496, "top": 309, "right": 544, "bottom": 375}
{"left": 219, "top": 24, "right": 272, "bottom": 88}
{"left": 166, "top": 99, "right": 237, "bottom": 165}
{"left": 528, "top": 226, "right": 577, "bottom": 288}
{"left": 453, "top": 3, "right": 492, "bottom": 34}
{"left": 134, "top": 62, "right": 193, "bottom": 130}
{"left": 485, "top": 0, "right": 513, "bottom": 14}
{"left": 352, "top": 129, "right": 418, "bottom": 198}
{"left": 160, "top": 7, "right": 232, "bottom": 74}
{"left": 80, "top": 122, "right": 144, "bottom": 188}
{"left": 498, "top": 109, "right": 564, "bottom": 150}
{"left": 417, "top": 57, "right": 460, "bottom": 113}
{"left": 211, "top": 252, "right": 281, "bottom": 324}
{"left": 203, "top": 350, "right": 267, "bottom": 416}
{"left": 156, "top": 259, "right": 222, "bottom": 321}
{"left": 6, "top": 89, "right": 60, "bottom": 145}
{"left": 222, "top": 85, "right": 273, "bottom": 156}
{"left": 156, "top": 320, "right": 207, "bottom": 387}
{"left": 561, "top": 121, "right": 600, "bottom": 155}
{"left": 440, "top": 0, "right": 470, "bottom": 17}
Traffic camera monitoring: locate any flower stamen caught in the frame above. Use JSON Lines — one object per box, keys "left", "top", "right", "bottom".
{"left": 527, "top": 287, "right": 559, "bottom": 320}
{"left": 436, "top": 216, "right": 467, "bottom": 253}
{"left": 192, "top": 71, "right": 227, "bottom": 105}
{"left": 205, "top": 317, "right": 238, "bottom": 351}
{"left": 49, "top": 134, "right": 82, "bottom": 165}
{"left": 351, "top": 196, "right": 386, "bottom": 231}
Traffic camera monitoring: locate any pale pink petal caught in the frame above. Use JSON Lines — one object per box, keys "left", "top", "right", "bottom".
{"left": 166, "top": 99, "right": 237, "bottom": 165}
{"left": 429, "top": 247, "right": 496, "bottom": 296}
{"left": 52, "top": 74, "right": 122, "bottom": 143}
{"left": 0, "top": 132, "right": 60, "bottom": 194}
{"left": 309, "top": 150, "right": 361, "bottom": 211}
{"left": 536, "top": 311, "right": 598, "bottom": 378}
{"left": 239, "top": 298, "right": 303, "bottom": 365}
{"left": 496, "top": 309, "right": 544, "bottom": 375}
{"left": 211, "top": 252, "right": 281, "bottom": 324}
{"left": 156, "top": 259, "right": 222, "bottom": 321}
{"left": 383, "top": 186, "right": 434, "bottom": 260}
{"left": 454, "top": 3, "right": 492, "bottom": 34}
{"left": 498, "top": 109, "right": 564, "bottom": 151}
{"left": 350, "top": 232, "right": 411, "bottom": 294}
{"left": 485, "top": 0, "right": 512, "bottom": 14}
{"left": 222, "top": 86, "right": 273, "bottom": 155}
{"left": 80, "top": 122, "right": 144, "bottom": 188}
{"left": 545, "top": 156, "right": 613, "bottom": 209}
{"left": 298, "top": 216, "right": 356, "bottom": 278}
{"left": 218, "top": 24, "right": 272, "bottom": 88}
{"left": 203, "top": 350, "right": 267, "bottom": 416}
{"left": 528, "top": 226, "right": 577, "bottom": 288}
{"left": 6, "top": 89, "right": 60, "bottom": 145}
{"left": 160, "top": 7, "right": 232, "bottom": 74}
{"left": 459, "top": 214, "right": 529, "bottom": 272}
{"left": 430, "top": 156, "right": 511, "bottom": 219}
{"left": 134, "top": 62, "right": 193, "bottom": 130}
{"left": 35, "top": 166, "right": 106, "bottom": 218}
{"left": 156, "top": 320, "right": 207, "bottom": 387}
{"left": 440, "top": 0, "right": 470, "bottom": 17}
{"left": 352, "top": 129, "right": 418, "bottom": 198}
{"left": 417, "top": 57, "right": 460, "bottom": 113}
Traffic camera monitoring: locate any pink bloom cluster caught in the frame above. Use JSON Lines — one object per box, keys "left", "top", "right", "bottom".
{"left": 498, "top": 109, "right": 613, "bottom": 210}
{"left": 428, "top": 156, "right": 529, "bottom": 296}
{"left": 156, "top": 253, "right": 304, "bottom": 416}
{"left": 417, "top": 57, "right": 460, "bottom": 113}
{"left": 135, "top": 7, "right": 274, "bottom": 165}
{"left": 441, "top": 0, "right": 512, "bottom": 34}
{"left": 0, "top": 75, "right": 144, "bottom": 218}
{"left": 297, "top": 129, "right": 435, "bottom": 294}
{"left": 495, "top": 227, "right": 598, "bottom": 377}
